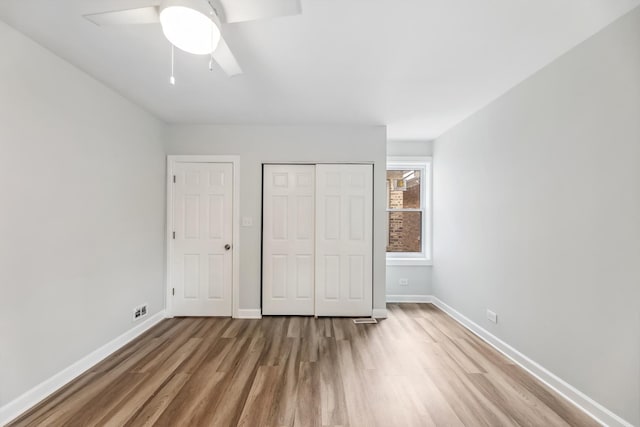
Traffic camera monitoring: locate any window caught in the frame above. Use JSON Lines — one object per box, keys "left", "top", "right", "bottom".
{"left": 386, "top": 157, "right": 432, "bottom": 265}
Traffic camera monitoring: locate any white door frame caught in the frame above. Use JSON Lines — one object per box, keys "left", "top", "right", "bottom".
{"left": 166, "top": 155, "right": 241, "bottom": 318}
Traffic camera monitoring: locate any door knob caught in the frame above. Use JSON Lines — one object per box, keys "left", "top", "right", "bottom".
{"left": 225, "top": 244, "right": 231, "bottom": 251}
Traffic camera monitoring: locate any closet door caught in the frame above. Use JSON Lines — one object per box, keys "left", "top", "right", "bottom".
{"left": 316, "top": 164, "right": 373, "bottom": 316}
{"left": 262, "top": 165, "right": 315, "bottom": 315}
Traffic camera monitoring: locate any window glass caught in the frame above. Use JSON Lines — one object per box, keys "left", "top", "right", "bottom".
{"left": 387, "top": 211, "right": 422, "bottom": 252}
{"left": 386, "top": 170, "right": 421, "bottom": 209}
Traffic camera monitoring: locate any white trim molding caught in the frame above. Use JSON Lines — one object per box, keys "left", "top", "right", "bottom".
{"left": 430, "top": 297, "right": 634, "bottom": 427}
{"left": 166, "top": 155, "right": 241, "bottom": 319}
{"left": 236, "top": 309, "right": 262, "bottom": 319}
{"left": 386, "top": 258, "right": 433, "bottom": 266}
{"left": 386, "top": 294, "right": 433, "bottom": 303}
{"left": 372, "top": 308, "right": 388, "bottom": 318}
{"left": 386, "top": 156, "right": 433, "bottom": 266}
{"left": 0, "top": 311, "right": 166, "bottom": 426}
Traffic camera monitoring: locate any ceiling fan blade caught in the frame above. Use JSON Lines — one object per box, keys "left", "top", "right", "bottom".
{"left": 212, "top": 38, "right": 242, "bottom": 76}
{"left": 218, "top": 0, "right": 301, "bottom": 23}
{"left": 84, "top": 7, "right": 159, "bottom": 26}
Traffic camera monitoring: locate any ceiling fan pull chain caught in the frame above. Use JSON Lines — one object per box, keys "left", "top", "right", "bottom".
{"left": 169, "top": 44, "right": 176, "bottom": 85}
{"left": 208, "top": 26, "right": 213, "bottom": 71}
{"left": 209, "top": 19, "right": 215, "bottom": 72}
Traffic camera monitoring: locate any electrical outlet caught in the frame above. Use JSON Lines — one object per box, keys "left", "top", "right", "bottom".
{"left": 486, "top": 309, "right": 498, "bottom": 324}
{"left": 399, "top": 278, "right": 409, "bottom": 286}
{"left": 133, "top": 303, "right": 149, "bottom": 321}
{"left": 241, "top": 217, "right": 253, "bottom": 227}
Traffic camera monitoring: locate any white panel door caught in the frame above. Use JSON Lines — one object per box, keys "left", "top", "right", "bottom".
{"left": 315, "top": 164, "right": 373, "bottom": 316}
{"left": 172, "top": 162, "right": 233, "bottom": 316}
{"left": 262, "top": 165, "right": 315, "bottom": 315}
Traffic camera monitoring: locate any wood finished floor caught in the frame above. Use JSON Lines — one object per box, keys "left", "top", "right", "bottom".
{"left": 9, "top": 304, "right": 599, "bottom": 427}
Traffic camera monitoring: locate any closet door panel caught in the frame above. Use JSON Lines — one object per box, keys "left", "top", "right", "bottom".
{"left": 316, "top": 164, "right": 373, "bottom": 316}
{"left": 263, "top": 165, "right": 315, "bottom": 315}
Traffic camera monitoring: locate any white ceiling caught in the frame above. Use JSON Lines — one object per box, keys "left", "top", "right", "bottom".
{"left": 1, "top": 0, "right": 638, "bottom": 140}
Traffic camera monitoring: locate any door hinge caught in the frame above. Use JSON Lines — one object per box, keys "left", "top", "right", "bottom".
{"left": 172, "top": 288, "right": 175, "bottom": 296}
{"left": 172, "top": 231, "right": 176, "bottom": 239}
{"left": 173, "top": 175, "right": 176, "bottom": 183}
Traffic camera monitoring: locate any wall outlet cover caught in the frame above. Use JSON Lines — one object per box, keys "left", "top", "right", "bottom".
{"left": 133, "top": 304, "right": 149, "bottom": 321}
{"left": 486, "top": 309, "right": 498, "bottom": 323}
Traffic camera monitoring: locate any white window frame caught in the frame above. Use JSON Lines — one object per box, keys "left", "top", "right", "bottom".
{"left": 386, "top": 156, "right": 432, "bottom": 266}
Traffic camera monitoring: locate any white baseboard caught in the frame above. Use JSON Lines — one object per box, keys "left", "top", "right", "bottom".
{"left": 372, "top": 308, "right": 388, "bottom": 319}
{"left": 239, "top": 308, "right": 386, "bottom": 319}
{"left": 0, "top": 310, "right": 166, "bottom": 426}
{"left": 386, "top": 294, "right": 434, "bottom": 303}
{"left": 236, "top": 309, "right": 262, "bottom": 319}
{"left": 430, "top": 297, "right": 633, "bottom": 427}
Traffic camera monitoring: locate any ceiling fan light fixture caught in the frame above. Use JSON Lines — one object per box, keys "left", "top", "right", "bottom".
{"left": 159, "top": 0, "right": 221, "bottom": 55}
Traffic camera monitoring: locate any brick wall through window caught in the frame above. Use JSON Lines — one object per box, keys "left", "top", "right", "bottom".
{"left": 387, "top": 170, "right": 421, "bottom": 252}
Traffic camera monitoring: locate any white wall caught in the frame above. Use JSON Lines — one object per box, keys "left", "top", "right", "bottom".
{"left": 386, "top": 141, "right": 433, "bottom": 299}
{"left": 166, "top": 125, "right": 387, "bottom": 313}
{"left": 433, "top": 7, "right": 640, "bottom": 426}
{"left": 0, "top": 22, "right": 166, "bottom": 406}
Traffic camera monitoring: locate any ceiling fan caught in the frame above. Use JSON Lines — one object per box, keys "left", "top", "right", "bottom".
{"left": 84, "top": 0, "right": 302, "bottom": 78}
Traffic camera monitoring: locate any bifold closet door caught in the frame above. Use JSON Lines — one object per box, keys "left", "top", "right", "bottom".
{"left": 262, "top": 165, "right": 315, "bottom": 315}
{"left": 315, "top": 164, "right": 373, "bottom": 317}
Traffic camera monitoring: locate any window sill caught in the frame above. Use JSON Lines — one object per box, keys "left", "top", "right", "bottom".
{"left": 386, "top": 257, "right": 433, "bottom": 267}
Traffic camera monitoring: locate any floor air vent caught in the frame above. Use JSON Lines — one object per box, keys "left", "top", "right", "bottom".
{"left": 353, "top": 318, "right": 378, "bottom": 324}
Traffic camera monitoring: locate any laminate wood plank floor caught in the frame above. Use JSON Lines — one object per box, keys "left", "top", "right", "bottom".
{"left": 8, "top": 304, "right": 599, "bottom": 427}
